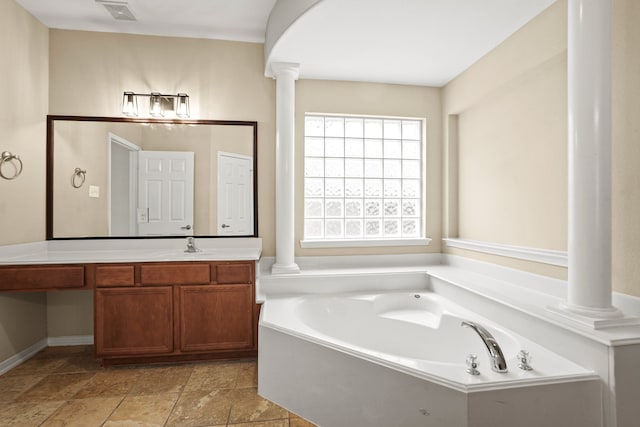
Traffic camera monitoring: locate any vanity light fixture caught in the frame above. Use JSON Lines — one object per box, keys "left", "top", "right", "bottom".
{"left": 121, "top": 91, "right": 190, "bottom": 118}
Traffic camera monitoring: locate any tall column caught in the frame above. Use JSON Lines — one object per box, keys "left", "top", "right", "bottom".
{"left": 271, "top": 62, "right": 300, "bottom": 274}
{"left": 566, "top": 0, "right": 620, "bottom": 318}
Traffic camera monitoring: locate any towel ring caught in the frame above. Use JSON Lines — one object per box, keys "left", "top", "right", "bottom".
{"left": 0, "top": 151, "right": 23, "bottom": 180}
{"left": 72, "top": 168, "right": 86, "bottom": 188}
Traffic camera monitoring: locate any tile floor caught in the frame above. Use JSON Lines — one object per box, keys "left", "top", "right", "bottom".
{"left": 0, "top": 346, "right": 317, "bottom": 427}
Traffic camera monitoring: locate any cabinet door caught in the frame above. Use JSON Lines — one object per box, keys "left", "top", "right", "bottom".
{"left": 95, "top": 286, "right": 173, "bottom": 356}
{"left": 178, "top": 284, "right": 253, "bottom": 352}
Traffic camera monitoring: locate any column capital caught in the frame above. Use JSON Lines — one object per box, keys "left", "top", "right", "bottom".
{"left": 270, "top": 62, "right": 300, "bottom": 80}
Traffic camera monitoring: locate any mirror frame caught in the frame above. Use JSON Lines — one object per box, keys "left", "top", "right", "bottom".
{"left": 46, "top": 115, "right": 258, "bottom": 240}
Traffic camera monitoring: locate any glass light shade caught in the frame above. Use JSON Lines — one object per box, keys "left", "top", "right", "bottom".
{"left": 122, "top": 92, "right": 138, "bottom": 116}
{"left": 149, "top": 92, "right": 164, "bottom": 117}
{"left": 176, "top": 93, "right": 190, "bottom": 118}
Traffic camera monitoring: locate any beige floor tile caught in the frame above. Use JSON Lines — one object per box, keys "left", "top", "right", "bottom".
{"left": 289, "top": 414, "right": 318, "bottom": 427}
{"left": 0, "top": 351, "right": 303, "bottom": 427}
{"left": 33, "top": 346, "right": 93, "bottom": 360}
{"left": 103, "top": 393, "right": 179, "bottom": 427}
{"left": 229, "top": 420, "right": 289, "bottom": 427}
{"left": 184, "top": 362, "right": 239, "bottom": 391}
{"left": 227, "top": 388, "right": 288, "bottom": 424}
{"left": 165, "top": 389, "right": 232, "bottom": 426}
{"left": 0, "top": 374, "right": 46, "bottom": 402}
{"left": 54, "top": 355, "right": 103, "bottom": 374}
{"left": 236, "top": 362, "right": 258, "bottom": 388}
{"left": 129, "top": 365, "right": 194, "bottom": 395}
{"left": 17, "top": 373, "right": 95, "bottom": 402}
{"left": 2, "top": 357, "right": 66, "bottom": 377}
{"left": 40, "top": 396, "right": 123, "bottom": 427}
{"left": 0, "top": 401, "right": 64, "bottom": 426}
{"left": 73, "top": 369, "right": 142, "bottom": 399}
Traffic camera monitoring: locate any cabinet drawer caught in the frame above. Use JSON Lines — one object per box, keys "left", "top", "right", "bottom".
{"left": 216, "top": 262, "right": 253, "bottom": 284}
{"left": 140, "top": 263, "right": 211, "bottom": 285}
{"left": 96, "top": 265, "right": 135, "bottom": 287}
{"left": 0, "top": 265, "right": 85, "bottom": 291}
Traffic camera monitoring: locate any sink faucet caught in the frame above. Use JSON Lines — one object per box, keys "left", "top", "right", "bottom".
{"left": 185, "top": 237, "right": 199, "bottom": 253}
{"left": 461, "top": 320, "right": 508, "bottom": 373}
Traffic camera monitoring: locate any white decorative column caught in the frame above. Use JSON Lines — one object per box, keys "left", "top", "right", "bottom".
{"left": 271, "top": 62, "right": 300, "bottom": 274}
{"left": 565, "top": 0, "right": 620, "bottom": 319}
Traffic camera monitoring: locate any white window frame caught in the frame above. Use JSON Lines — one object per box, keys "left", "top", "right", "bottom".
{"left": 301, "top": 113, "right": 431, "bottom": 248}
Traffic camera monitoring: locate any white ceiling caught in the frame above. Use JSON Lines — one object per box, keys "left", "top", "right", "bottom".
{"left": 267, "top": 0, "right": 557, "bottom": 86}
{"left": 16, "top": 0, "right": 556, "bottom": 87}
{"left": 15, "top": 0, "right": 277, "bottom": 43}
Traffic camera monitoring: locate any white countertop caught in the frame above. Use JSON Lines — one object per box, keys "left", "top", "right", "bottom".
{"left": 0, "top": 238, "right": 262, "bottom": 265}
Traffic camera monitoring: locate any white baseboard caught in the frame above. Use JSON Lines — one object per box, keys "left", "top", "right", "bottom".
{"left": 0, "top": 338, "right": 48, "bottom": 376}
{"left": 48, "top": 335, "right": 94, "bottom": 346}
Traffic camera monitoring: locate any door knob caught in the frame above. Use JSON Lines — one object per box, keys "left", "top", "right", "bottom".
{"left": 221, "top": 224, "right": 230, "bottom": 228}
{"left": 180, "top": 225, "right": 192, "bottom": 230}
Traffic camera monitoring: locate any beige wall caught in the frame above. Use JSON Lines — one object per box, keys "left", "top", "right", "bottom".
{"left": 0, "top": 292, "right": 48, "bottom": 362}
{"left": 0, "top": 0, "right": 49, "bottom": 362}
{"left": 612, "top": 0, "right": 640, "bottom": 296}
{"left": 0, "top": 0, "right": 49, "bottom": 245}
{"left": 295, "top": 80, "right": 442, "bottom": 256}
{"left": 442, "top": 0, "right": 640, "bottom": 297}
{"left": 46, "top": 290, "right": 93, "bottom": 338}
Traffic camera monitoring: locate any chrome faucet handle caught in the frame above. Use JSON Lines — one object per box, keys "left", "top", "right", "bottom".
{"left": 466, "top": 354, "right": 480, "bottom": 375}
{"left": 517, "top": 350, "right": 533, "bottom": 371}
{"left": 184, "top": 237, "right": 199, "bottom": 253}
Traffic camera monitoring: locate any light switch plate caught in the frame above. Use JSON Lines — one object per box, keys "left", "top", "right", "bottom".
{"left": 89, "top": 185, "right": 100, "bottom": 198}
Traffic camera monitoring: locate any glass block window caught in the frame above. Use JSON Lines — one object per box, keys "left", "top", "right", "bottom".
{"left": 304, "top": 114, "right": 423, "bottom": 240}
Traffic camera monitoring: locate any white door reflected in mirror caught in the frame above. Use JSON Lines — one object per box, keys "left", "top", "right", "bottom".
{"left": 217, "top": 151, "right": 253, "bottom": 235}
{"left": 138, "top": 150, "right": 195, "bottom": 236}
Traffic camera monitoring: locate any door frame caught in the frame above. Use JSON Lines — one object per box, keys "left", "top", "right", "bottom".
{"left": 108, "top": 132, "right": 140, "bottom": 236}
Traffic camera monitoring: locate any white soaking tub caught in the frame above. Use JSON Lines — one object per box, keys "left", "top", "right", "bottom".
{"left": 259, "top": 289, "right": 603, "bottom": 427}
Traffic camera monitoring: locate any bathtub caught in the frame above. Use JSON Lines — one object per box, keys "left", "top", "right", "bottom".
{"left": 259, "top": 287, "right": 602, "bottom": 427}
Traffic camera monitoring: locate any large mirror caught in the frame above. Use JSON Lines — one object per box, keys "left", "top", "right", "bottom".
{"left": 46, "top": 116, "right": 257, "bottom": 239}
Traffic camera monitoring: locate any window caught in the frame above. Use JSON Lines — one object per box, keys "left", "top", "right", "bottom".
{"left": 303, "top": 114, "right": 426, "bottom": 247}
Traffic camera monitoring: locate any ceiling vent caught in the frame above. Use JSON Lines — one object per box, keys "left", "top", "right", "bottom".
{"left": 95, "top": 0, "right": 136, "bottom": 21}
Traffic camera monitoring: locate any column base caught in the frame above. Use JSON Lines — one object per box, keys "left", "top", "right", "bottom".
{"left": 547, "top": 303, "right": 640, "bottom": 330}
{"left": 271, "top": 263, "right": 301, "bottom": 275}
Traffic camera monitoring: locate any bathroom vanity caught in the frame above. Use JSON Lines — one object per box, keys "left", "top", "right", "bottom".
{"left": 0, "top": 114, "right": 263, "bottom": 365}
{"left": 94, "top": 260, "right": 258, "bottom": 364}
{"left": 0, "top": 239, "right": 262, "bottom": 365}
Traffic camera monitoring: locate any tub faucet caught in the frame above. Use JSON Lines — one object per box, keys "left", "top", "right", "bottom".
{"left": 185, "top": 237, "right": 199, "bottom": 253}
{"left": 461, "top": 320, "right": 508, "bottom": 373}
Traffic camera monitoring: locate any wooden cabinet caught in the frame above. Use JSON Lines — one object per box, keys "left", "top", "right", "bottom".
{"left": 94, "top": 260, "right": 257, "bottom": 364}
